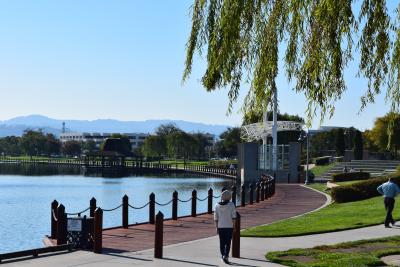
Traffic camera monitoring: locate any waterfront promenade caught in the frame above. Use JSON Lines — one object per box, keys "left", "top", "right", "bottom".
{"left": 2, "top": 185, "right": 327, "bottom": 266}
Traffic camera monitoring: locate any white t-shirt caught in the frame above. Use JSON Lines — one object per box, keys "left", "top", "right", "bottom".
{"left": 214, "top": 202, "right": 236, "bottom": 228}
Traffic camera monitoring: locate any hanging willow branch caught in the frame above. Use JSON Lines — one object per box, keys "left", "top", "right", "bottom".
{"left": 183, "top": 0, "right": 400, "bottom": 129}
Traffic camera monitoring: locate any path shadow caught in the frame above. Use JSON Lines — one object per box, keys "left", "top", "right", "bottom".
{"left": 163, "top": 257, "right": 218, "bottom": 266}
{"left": 0, "top": 250, "right": 72, "bottom": 265}
{"left": 104, "top": 252, "right": 153, "bottom": 262}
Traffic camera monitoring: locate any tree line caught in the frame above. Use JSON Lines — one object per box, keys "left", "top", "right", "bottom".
{"left": 141, "top": 123, "right": 240, "bottom": 162}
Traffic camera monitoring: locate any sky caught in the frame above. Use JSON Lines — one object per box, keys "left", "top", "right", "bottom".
{"left": 0, "top": 1, "right": 394, "bottom": 130}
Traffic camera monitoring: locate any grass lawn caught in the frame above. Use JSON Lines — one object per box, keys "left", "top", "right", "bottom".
{"left": 266, "top": 236, "right": 400, "bottom": 267}
{"left": 306, "top": 183, "right": 328, "bottom": 193}
{"left": 310, "top": 163, "right": 336, "bottom": 177}
{"left": 241, "top": 196, "right": 393, "bottom": 237}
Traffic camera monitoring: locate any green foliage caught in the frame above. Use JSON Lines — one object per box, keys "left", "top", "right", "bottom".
{"left": 331, "top": 175, "right": 400, "bottom": 203}
{"left": 142, "top": 135, "right": 167, "bottom": 160}
{"left": 369, "top": 112, "right": 400, "bottom": 153}
{"left": 335, "top": 128, "right": 345, "bottom": 156}
{"left": 62, "top": 141, "right": 81, "bottom": 156}
{"left": 0, "top": 136, "right": 22, "bottom": 156}
{"left": 20, "top": 129, "right": 47, "bottom": 157}
{"left": 241, "top": 195, "right": 395, "bottom": 237}
{"left": 215, "top": 127, "right": 241, "bottom": 158}
{"left": 331, "top": 172, "right": 370, "bottom": 183}
{"left": 183, "top": 0, "right": 400, "bottom": 125}
{"left": 266, "top": 236, "right": 400, "bottom": 267}
{"left": 353, "top": 130, "right": 364, "bottom": 160}
{"left": 167, "top": 131, "right": 198, "bottom": 161}
{"left": 242, "top": 110, "right": 304, "bottom": 125}
{"left": 314, "top": 156, "right": 331, "bottom": 166}
{"left": 82, "top": 140, "right": 97, "bottom": 153}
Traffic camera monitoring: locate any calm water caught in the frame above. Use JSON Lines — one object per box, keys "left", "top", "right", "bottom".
{"left": 0, "top": 165, "right": 233, "bottom": 253}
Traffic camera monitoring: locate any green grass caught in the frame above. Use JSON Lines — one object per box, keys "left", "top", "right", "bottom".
{"left": 306, "top": 183, "right": 329, "bottom": 193}
{"left": 310, "top": 163, "right": 336, "bottom": 177}
{"left": 266, "top": 236, "right": 400, "bottom": 267}
{"left": 335, "top": 180, "right": 365, "bottom": 186}
{"left": 241, "top": 195, "right": 392, "bottom": 237}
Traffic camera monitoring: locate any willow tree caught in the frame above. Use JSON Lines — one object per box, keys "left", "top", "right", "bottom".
{"left": 183, "top": 0, "right": 400, "bottom": 129}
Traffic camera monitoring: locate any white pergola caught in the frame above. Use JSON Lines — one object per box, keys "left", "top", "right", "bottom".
{"left": 241, "top": 121, "right": 304, "bottom": 142}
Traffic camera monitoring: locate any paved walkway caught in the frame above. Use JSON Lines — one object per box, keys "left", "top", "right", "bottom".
{"left": 3, "top": 184, "right": 329, "bottom": 266}
{"left": 102, "top": 184, "right": 326, "bottom": 252}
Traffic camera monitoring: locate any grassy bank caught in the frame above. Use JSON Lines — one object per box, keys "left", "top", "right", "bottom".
{"left": 310, "top": 163, "right": 336, "bottom": 177}
{"left": 241, "top": 195, "right": 392, "bottom": 237}
{"left": 267, "top": 236, "right": 400, "bottom": 267}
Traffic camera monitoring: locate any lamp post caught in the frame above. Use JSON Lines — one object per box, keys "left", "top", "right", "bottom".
{"left": 299, "top": 130, "right": 310, "bottom": 185}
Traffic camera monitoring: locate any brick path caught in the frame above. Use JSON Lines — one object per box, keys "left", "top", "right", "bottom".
{"left": 102, "top": 185, "right": 326, "bottom": 253}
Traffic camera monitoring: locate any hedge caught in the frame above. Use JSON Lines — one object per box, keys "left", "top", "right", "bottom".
{"left": 314, "top": 156, "right": 331, "bottom": 166}
{"left": 332, "top": 172, "right": 370, "bottom": 182}
{"left": 331, "top": 175, "right": 400, "bottom": 203}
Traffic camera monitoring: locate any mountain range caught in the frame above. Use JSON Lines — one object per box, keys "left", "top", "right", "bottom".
{"left": 0, "top": 115, "right": 231, "bottom": 137}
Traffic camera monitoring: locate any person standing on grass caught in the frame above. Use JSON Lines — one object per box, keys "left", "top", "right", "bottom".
{"left": 214, "top": 190, "right": 236, "bottom": 264}
{"left": 377, "top": 178, "right": 400, "bottom": 228}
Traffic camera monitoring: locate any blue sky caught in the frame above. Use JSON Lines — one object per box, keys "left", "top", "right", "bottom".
{"left": 0, "top": 1, "right": 393, "bottom": 130}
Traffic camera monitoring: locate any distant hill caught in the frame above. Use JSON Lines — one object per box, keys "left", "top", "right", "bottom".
{"left": 0, "top": 115, "right": 231, "bottom": 137}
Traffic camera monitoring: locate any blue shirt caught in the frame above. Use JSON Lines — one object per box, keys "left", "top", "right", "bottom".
{"left": 377, "top": 181, "right": 400, "bottom": 198}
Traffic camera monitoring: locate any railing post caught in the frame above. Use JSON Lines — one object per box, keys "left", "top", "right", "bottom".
{"left": 172, "top": 191, "right": 178, "bottom": 220}
{"left": 207, "top": 188, "right": 213, "bottom": 214}
{"left": 231, "top": 186, "right": 237, "bottom": 206}
{"left": 249, "top": 184, "right": 254, "bottom": 205}
{"left": 154, "top": 211, "right": 164, "bottom": 259}
{"left": 256, "top": 183, "right": 260, "bottom": 203}
{"left": 56, "top": 204, "right": 67, "bottom": 245}
{"left": 122, "top": 195, "right": 128, "bottom": 228}
{"left": 93, "top": 208, "right": 103, "bottom": 254}
{"left": 241, "top": 184, "right": 246, "bottom": 207}
{"left": 287, "top": 173, "right": 290, "bottom": 183}
{"left": 51, "top": 200, "right": 58, "bottom": 239}
{"left": 272, "top": 177, "right": 276, "bottom": 195}
{"left": 90, "top": 197, "right": 96, "bottom": 217}
{"left": 232, "top": 212, "right": 241, "bottom": 258}
{"left": 191, "top": 189, "right": 197, "bottom": 217}
{"left": 264, "top": 180, "right": 269, "bottom": 199}
{"left": 260, "top": 182, "right": 265, "bottom": 201}
{"left": 149, "top": 193, "right": 155, "bottom": 224}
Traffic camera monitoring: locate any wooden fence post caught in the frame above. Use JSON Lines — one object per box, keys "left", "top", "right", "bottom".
{"left": 122, "top": 195, "right": 128, "bottom": 228}
{"left": 207, "top": 188, "right": 213, "bottom": 214}
{"left": 255, "top": 183, "right": 260, "bottom": 203}
{"left": 172, "top": 191, "right": 178, "bottom": 220}
{"left": 149, "top": 193, "right": 155, "bottom": 224}
{"left": 51, "top": 200, "right": 58, "bottom": 239}
{"left": 90, "top": 197, "right": 96, "bottom": 217}
{"left": 191, "top": 189, "right": 197, "bottom": 217}
{"left": 93, "top": 208, "right": 103, "bottom": 254}
{"left": 232, "top": 212, "right": 241, "bottom": 258}
{"left": 260, "top": 182, "right": 265, "bottom": 201}
{"left": 154, "top": 211, "right": 164, "bottom": 259}
{"left": 241, "top": 184, "right": 246, "bottom": 207}
{"left": 231, "top": 186, "right": 237, "bottom": 206}
{"left": 56, "top": 204, "right": 67, "bottom": 245}
{"left": 249, "top": 184, "right": 254, "bottom": 205}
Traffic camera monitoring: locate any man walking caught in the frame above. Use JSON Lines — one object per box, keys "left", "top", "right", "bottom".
{"left": 214, "top": 190, "right": 236, "bottom": 264}
{"left": 377, "top": 178, "right": 400, "bottom": 227}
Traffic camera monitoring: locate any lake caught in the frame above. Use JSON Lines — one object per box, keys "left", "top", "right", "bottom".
{"left": 0, "top": 164, "right": 233, "bottom": 253}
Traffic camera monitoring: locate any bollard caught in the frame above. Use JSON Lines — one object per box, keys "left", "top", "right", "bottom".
{"left": 51, "top": 200, "right": 58, "bottom": 239}
{"left": 272, "top": 178, "right": 276, "bottom": 195}
{"left": 241, "top": 184, "right": 246, "bottom": 207}
{"left": 149, "top": 193, "right": 155, "bottom": 224}
{"left": 264, "top": 180, "right": 269, "bottom": 199}
{"left": 249, "top": 184, "right": 254, "bottom": 205}
{"left": 93, "top": 208, "right": 103, "bottom": 254}
{"left": 56, "top": 204, "right": 67, "bottom": 245}
{"left": 122, "top": 195, "right": 128, "bottom": 228}
{"left": 256, "top": 183, "right": 260, "bottom": 203}
{"left": 172, "top": 191, "right": 178, "bottom": 220}
{"left": 260, "top": 181, "right": 265, "bottom": 201}
{"left": 191, "top": 189, "right": 197, "bottom": 217}
{"left": 287, "top": 173, "right": 290, "bottom": 183}
{"left": 232, "top": 212, "right": 241, "bottom": 258}
{"left": 90, "top": 197, "right": 97, "bottom": 217}
{"left": 154, "top": 211, "right": 164, "bottom": 259}
{"left": 231, "top": 186, "right": 237, "bottom": 206}
{"left": 207, "top": 188, "right": 213, "bottom": 214}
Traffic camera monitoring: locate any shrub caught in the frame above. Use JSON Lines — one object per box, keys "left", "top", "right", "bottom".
{"left": 331, "top": 175, "right": 400, "bottom": 203}
{"left": 332, "top": 172, "right": 370, "bottom": 182}
{"left": 314, "top": 156, "right": 331, "bottom": 166}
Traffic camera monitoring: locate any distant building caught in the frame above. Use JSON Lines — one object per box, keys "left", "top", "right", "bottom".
{"left": 59, "top": 132, "right": 149, "bottom": 150}
{"left": 308, "top": 126, "right": 346, "bottom": 136}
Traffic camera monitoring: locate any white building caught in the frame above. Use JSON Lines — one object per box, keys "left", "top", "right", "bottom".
{"left": 59, "top": 132, "right": 149, "bottom": 150}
